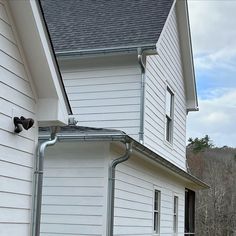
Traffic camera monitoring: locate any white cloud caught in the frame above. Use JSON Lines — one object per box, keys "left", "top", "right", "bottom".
{"left": 187, "top": 1, "right": 236, "bottom": 147}
{"left": 188, "top": 1, "right": 236, "bottom": 69}
{"left": 186, "top": 89, "right": 236, "bottom": 147}
{"left": 188, "top": 1, "right": 236, "bottom": 54}
{"left": 194, "top": 47, "right": 236, "bottom": 71}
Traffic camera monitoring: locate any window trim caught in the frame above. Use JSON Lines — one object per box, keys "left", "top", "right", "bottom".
{"left": 173, "top": 195, "right": 179, "bottom": 234}
{"left": 164, "top": 85, "right": 174, "bottom": 144}
{"left": 153, "top": 189, "right": 161, "bottom": 235}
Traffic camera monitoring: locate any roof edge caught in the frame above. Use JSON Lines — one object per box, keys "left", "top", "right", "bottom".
{"left": 39, "top": 127, "right": 209, "bottom": 190}
{"left": 37, "top": 0, "right": 72, "bottom": 115}
{"left": 176, "top": 0, "right": 198, "bottom": 111}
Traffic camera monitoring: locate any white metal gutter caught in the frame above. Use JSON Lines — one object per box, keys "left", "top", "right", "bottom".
{"left": 39, "top": 128, "right": 209, "bottom": 189}
{"left": 55, "top": 44, "right": 156, "bottom": 58}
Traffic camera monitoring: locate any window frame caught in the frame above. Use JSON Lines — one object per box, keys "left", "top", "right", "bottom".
{"left": 173, "top": 195, "right": 179, "bottom": 234}
{"left": 165, "top": 86, "right": 174, "bottom": 143}
{"left": 153, "top": 189, "right": 161, "bottom": 235}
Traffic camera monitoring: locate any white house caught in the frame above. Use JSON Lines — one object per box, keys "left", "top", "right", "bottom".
{"left": 0, "top": 0, "right": 71, "bottom": 235}
{"left": 38, "top": 0, "right": 208, "bottom": 236}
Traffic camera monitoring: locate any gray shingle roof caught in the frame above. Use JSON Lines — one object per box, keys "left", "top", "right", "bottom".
{"left": 40, "top": 0, "right": 174, "bottom": 53}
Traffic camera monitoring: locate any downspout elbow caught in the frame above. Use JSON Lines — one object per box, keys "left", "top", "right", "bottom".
{"left": 138, "top": 50, "right": 145, "bottom": 73}
{"left": 107, "top": 142, "right": 133, "bottom": 236}
{"left": 110, "top": 142, "right": 133, "bottom": 169}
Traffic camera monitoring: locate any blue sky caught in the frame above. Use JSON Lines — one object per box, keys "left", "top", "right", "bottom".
{"left": 187, "top": 1, "right": 236, "bottom": 147}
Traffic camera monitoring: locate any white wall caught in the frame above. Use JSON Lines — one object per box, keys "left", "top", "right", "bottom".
{"left": 60, "top": 55, "right": 141, "bottom": 141}
{"left": 41, "top": 141, "right": 186, "bottom": 236}
{"left": 58, "top": 6, "right": 188, "bottom": 170}
{"left": 144, "top": 6, "right": 187, "bottom": 170}
{"left": 41, "top": 142, "right": 110, "bottom": 236}
{"left": 112, "top": 147, "right": 185, "bottom": 236}
{"left": 59, "top": 8, "right": 188, "bottom": 170}
{"left": 0, "top": 1, "right": 37, "bottom": 235}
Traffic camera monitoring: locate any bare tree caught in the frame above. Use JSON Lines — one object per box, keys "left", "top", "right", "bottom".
{"left": 187, "top": 141, "right": 236, "bottom": 236}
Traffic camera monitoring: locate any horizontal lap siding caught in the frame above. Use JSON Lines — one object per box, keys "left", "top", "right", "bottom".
{"left": 41, "top": 142, "right": 109, "bottom": 236}
{"left": 144, "top": 7, "right": 187, "bottom": 170}
{"left": 113, "top": 153, "right": 185, "bottom": 236}
{"left": 0, "top": 2, "right": 36, "bottom": 235}
{"left": 61, "top": 56, "right": 141, "bottom": 141}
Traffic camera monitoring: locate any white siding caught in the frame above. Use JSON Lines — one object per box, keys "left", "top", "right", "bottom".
{"left": 0, "top": 1, "right": 37, "bottom": 235}
{"left": 40, "top": 141, "right": 187, "bottom": 236}
{"left": 41, "top": 142, "right": 110, "bottom": 236}
{"left": 144, "top": 7, "right": 187, "bottom": 170}
{"left": 60, "top": 55, "right": 141, "bottom": 141}
{"left": 113, "top": 150, "right": 185, "bottom": 236}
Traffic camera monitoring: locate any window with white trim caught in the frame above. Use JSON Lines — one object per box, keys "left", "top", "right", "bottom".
{"left": 173, "top": 196, "right": 178, "bottom": 234}
{"left": 165, "top": 87, "right": 174, "bottom": 142}
{"left": 153, "top": 190, "right": 161, "bottom": 234}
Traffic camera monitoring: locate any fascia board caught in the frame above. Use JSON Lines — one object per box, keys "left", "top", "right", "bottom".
{"left": 175, "top": 0, "right": 198, "bottom": 112}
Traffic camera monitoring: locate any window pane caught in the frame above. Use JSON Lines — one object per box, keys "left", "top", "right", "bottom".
{"left": 154, "top": 190, "right": 159, "bottom": 210}
{"left": 166, "top": 88, "right": 173, "bottom": 117}
{"left": 154, "top": 190, "right": 160, "bottom": 234}
{"left": 165, "top": 116, "right": 171, "bottom": 142}
{"left": 165, "top": 87, "right": 173, "bottom": 143}
{"left": 154, "top": 212, "right": 159, "bottom": 233}
{"left": 174, "top": 196, "right": 178, "bottom": 214}
{"left": 154, "top": 212, "right": 157, "bottom": 232}
{"left": 174, "top": 196, "right": 178, "bottom": 233}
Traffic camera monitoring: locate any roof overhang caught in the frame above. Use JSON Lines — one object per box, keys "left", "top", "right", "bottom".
{"left": 39, "top": 126, "right": 209, "bottom": 190}
{"left": 8, "top": 0, "right": 72, "bottom": 126}
{"left": 175, "top": 0, "right": 198, "bottom": 112}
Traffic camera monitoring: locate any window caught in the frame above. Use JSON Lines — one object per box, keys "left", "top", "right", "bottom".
{"left": 153, "top": 190, "right": 161, "bottom": 234}
{"left": 185, "top": 189, "right": 195, "bottom": 235}
{"left": 173, "top": 196, "right": 178, "bottom": 234}
{"left": 165, "top": 87, "right": 174, "bottom": 142}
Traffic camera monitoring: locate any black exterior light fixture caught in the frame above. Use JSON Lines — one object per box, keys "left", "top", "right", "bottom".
{"left": 14, "top": 116, "right": 34, "bottom": 133}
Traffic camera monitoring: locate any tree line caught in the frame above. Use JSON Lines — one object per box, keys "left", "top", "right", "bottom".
{"left": 187, "top": 135, "right": 236, "bottom": 236}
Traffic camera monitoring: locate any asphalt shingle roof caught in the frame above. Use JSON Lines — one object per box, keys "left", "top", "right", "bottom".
{"left": 40, "top": 0, "right": 174, "bottom": 53}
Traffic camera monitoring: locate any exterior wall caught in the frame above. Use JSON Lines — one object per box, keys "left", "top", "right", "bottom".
{"left": 112, "top": 147, "right": 185, "bottom": 236}
{"left": 60, "top": 55, "right": 141, "bottom": 141}
{"left": 0, "top": 1, "right": 37, "bottom": 235}
{"left": 40, "top": 141, "right": 186, "bottom": 236}
{"left": 59, "top": 7, "right": 187, "bottom": 170}
{"left": 144, "top": 6, "right": 187, "bottom": 170}
{"left": 41, "top": 142, "right": 110, "bottom": 236}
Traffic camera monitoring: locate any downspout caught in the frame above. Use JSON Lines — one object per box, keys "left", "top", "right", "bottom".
{"left": 107, "top": 142, "right": 133, "bottom": 236}
{"left": 138, "top": 48, "right": 146, "bottom": 144}
{"left": 33, "top": 127, "right": 59, "bottom": 236}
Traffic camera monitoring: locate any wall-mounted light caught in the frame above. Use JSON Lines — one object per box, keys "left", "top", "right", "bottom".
{"left": 14, "top": 116, "right": 34, "bottom": 133}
